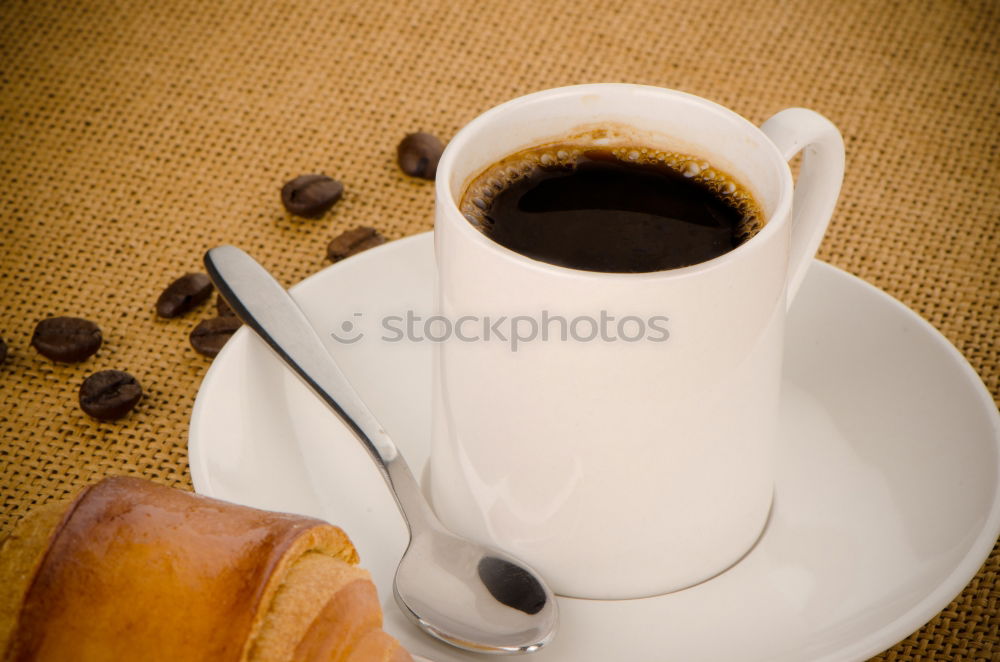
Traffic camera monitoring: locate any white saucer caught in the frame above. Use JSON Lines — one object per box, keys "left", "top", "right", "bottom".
{"left": 189, "top": 233, "right": 1000, "bottom": 662}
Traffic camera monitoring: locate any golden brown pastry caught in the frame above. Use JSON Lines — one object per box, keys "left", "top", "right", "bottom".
{"left": 0, "top": 476, "right": 412, "bottom": 662}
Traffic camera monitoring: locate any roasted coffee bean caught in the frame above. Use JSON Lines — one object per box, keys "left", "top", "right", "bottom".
{"left": 156, "top": 273, "right": 213, "bottom": 318}
{"left": 79, "top": 370, "right": 142, "bottom": 421}
{"left": 216, "top": 294, "right": 236, "bottom": 318}
{"left": 281, "top": 174, "right": 344, "bottom": 218}
{"left": 190, "top": 316, "right": 242, "bottom": 357}
{"left": 327, "top": 226, "right": 386, "bottom": 261}
{"left": 397, "top": 132, "right": 444, "bottom": 179}
{"left": 31, "top": 316, "right": 102, "bottom": 362}
{"left": 0, "top": 336, "right": 7, "bottom": 365}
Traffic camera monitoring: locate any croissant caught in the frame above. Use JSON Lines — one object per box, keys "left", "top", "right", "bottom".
{"left": 0, "top": 476, "right": 412, "bottom": 662}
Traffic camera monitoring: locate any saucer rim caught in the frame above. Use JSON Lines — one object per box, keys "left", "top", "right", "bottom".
{"left": 791, "top": 261, "right": 1000, "bottom": 662}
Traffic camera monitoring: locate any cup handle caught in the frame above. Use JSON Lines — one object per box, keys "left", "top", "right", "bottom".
{"left": 760, "top": 108, "right": 845, "bottom": 308}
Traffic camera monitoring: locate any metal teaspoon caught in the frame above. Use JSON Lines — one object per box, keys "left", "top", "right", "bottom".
{"left": 204, "top": 245, "right": 558, "bottom": 654}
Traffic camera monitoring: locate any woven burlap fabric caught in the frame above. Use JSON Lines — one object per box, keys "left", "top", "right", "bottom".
{"left": 0, "top": 0, "right": 996, "bottom": 658}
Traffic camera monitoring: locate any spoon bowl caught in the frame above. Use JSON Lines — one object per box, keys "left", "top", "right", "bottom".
{"left": 395, "top": 530, "right": 557, "bottom": 652}
{"left": 204, "top": 245, "right": 558, "bottom": 654}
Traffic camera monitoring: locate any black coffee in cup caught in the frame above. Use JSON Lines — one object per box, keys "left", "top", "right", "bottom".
{"left": 459, "top": 144, "right": 764, "bottom": 273}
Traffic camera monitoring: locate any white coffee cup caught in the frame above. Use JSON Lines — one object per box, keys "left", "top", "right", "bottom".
{"left": 429, "top": 84, "right": 844, "bottom": 599}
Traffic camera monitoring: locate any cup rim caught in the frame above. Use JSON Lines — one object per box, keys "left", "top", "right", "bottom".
{"left": 435, "top": 83, "right": 795, "bottom": 281}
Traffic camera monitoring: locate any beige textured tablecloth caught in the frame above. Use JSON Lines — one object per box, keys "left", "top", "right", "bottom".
{"left": 1, "top": 0, "right": 997, "bottom": 658}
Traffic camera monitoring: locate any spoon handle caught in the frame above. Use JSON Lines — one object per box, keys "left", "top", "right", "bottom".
{"left": 204, "top": 245, "right": 436, "bottom": 533}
